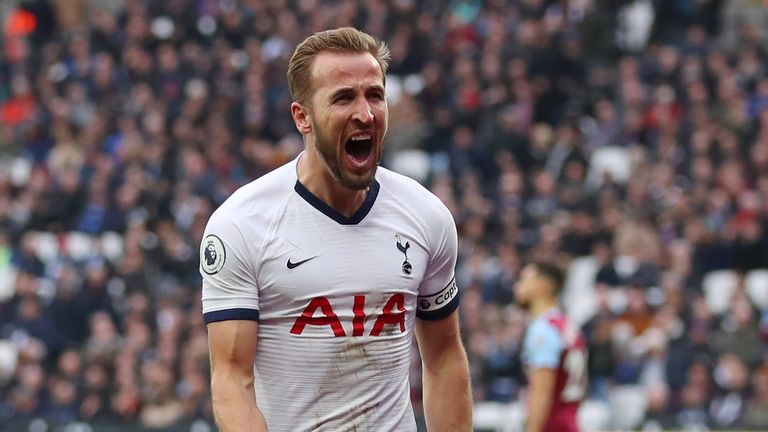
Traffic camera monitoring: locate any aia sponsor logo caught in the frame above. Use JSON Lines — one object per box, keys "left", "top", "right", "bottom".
{"left": 290, "top": 294, "right": 407, "bottom": 337}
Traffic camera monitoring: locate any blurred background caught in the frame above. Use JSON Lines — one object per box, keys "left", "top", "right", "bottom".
{"left": 1, "top": 0, "right": 768, "bottom": 431}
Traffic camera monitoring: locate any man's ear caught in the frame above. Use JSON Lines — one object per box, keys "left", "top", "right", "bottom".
{"left": 291, "top": 102, "right": 312, "bottom": 135}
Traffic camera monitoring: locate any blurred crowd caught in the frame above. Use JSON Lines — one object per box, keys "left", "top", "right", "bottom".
{"left": 1, "top": 0, "right": 768, "bottom": 430}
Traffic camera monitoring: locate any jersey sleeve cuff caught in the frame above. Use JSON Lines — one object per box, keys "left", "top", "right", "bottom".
{"left": 203, "top": 308, "right": 260, "bottom": 324}
{"left": 416, "top": 293, "right": 460, "bottom": 321}
{"left": 528, "top": 359, "right": 560, "bottom": 369}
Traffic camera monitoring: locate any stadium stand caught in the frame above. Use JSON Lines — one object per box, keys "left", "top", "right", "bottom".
{"left": 1, "top": 0, "right": 768, "bottom": 431}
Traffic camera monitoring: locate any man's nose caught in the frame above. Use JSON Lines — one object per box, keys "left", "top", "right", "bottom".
{"left": 352, "top": 98, "right": 374, "bottom": 124}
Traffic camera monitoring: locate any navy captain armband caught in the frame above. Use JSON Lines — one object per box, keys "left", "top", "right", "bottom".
{"left": 416, "top": 278, "right": 459, "bottom": 320}
{"left": 203, "top": 308, "right": 260, "bottom": 324}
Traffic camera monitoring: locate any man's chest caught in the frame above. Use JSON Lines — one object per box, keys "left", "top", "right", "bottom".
{"left": 254, "top": 211, "right": 430, "bottom": 330}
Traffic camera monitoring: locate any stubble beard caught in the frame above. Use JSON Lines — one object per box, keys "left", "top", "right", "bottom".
{"left": 515, "top": 291, "right": 531, "bottom": 311}
{"left": 517, "top": 299, "right": 530, "bottom": 311}
{"left": 314, "top": 130, "right": 382, "bottom": 191}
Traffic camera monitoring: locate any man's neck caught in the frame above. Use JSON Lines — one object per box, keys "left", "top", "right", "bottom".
{"left": 297, "top": 150, "right": 368, "bottom": 218}
{"left": 529, "top": 299, "right": 557, "bottom": 319}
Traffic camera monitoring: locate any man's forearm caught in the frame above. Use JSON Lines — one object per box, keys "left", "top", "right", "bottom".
{"left": 422, "top": 347, "right": 473, "bottom": 431}
{"left": 526, "top": 394, "right": 549, "bottom": 432}
{"left": 211, "top": 374, "right": 268, "bottom": 432}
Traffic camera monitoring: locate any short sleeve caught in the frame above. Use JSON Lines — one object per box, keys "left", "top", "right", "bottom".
{"left": 523, "top": 320, "right": 564, "bottom": 369}
{"left": 200, "top": 212, "right": 261, "bottom": 324}
{"left": 416, "top": 201, "right": 459, "bottom": 321}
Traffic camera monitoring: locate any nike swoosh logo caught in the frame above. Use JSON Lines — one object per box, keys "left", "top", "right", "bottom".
{"left": 287, "top": 256, "right": 318, "bottom": 269}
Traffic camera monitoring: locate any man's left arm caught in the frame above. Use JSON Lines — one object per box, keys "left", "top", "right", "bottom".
{"left": 525, "top": 367, "right": 557, "bottom": 432}
{"left": 415, "top": 311, "right": 472, "bottom": 431}
{"left": 522, "top": 321, "right": 564, "bottom": 432}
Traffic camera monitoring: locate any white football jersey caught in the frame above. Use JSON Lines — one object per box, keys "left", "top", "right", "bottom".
{"left": 200, "top": 154, "right": 460, "bottom": 431}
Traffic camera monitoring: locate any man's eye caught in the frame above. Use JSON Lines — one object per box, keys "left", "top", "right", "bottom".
{"left": 334, "top": 95, "right": 352, "bottom": 103}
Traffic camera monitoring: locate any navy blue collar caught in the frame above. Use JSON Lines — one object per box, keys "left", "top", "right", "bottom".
{"left": 294, "top": 179, "right": 380, "bottom": 225}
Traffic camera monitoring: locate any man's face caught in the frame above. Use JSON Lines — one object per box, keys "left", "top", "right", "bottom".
{"left": 514, "top": 264, "right": 546, "bottom": 309}
{"left": 303, "top": 51, "right": 388, "bottom": 190}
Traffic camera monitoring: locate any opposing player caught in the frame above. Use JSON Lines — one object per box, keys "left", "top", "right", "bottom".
{"left": 515, "top": 261, "right": 587, "bottom": 432}
{"left": 200, "top": 27, "right": 472, "bottom": 431}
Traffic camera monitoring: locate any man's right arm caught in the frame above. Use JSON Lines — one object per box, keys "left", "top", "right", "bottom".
{"left": 208, "top": 319, "right": 267, "bottom": 432}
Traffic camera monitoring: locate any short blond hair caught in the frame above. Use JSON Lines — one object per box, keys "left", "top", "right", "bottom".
{"left": 287, "top": 27, "right": 391, "bottom": 105}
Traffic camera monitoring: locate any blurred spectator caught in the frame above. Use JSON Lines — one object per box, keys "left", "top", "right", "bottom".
{"left": 41, "top": 375, "right": 78, "bottom": 425}
{"left": 745, "top": 364, "right": 768, "bottom": 429}
{"left": 710, "top": 353, "right": 750, "bottom": 428}
{"left": 138, "top": 360, "right": 183, "bottom": 428}
{"left": 676, "top": 380, "right": 712, "bottom": 430}
{"left": 583, "top": 308, "right": 615, "bottom": 400}
{"left": 712, "top": 294, "right": 763, "bottom": 368}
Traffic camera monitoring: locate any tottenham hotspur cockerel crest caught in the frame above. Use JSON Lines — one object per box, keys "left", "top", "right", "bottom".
{"left": 395, "top": 234, "right": 411, "bottom": 275}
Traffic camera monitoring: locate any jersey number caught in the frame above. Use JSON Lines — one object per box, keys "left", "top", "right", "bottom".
{"left": 562, "top": 349, "right": 587, "bottom": 402}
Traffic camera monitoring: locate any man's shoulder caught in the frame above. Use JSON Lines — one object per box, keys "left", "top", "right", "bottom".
{"left": 212, "top": 160, "right": 297, "bottom": 223}
{"left": 376, "top": 167, "right": 450, "bottom": 216}
{"left": 527, "top": 315, "right": 565, "bottom": 346}
{"left": 376, "top": 166, "right": 429, "bottom": 194}
{"left": 523, "top": 315, "right": 565, "bottom": 367}
{"left": 529, "top": 315, "right": 559, "bottom": 334}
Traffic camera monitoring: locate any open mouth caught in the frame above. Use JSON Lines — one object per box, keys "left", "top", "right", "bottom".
{"left": 345, "top": 134, "right": 373, "bottom": 165}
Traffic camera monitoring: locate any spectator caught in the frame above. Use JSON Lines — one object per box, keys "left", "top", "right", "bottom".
{"left": 710, "top": 353, "right": 750, "bottom": 428}
{"left": 711, "top": 294, "right": 763, "bottom": 368}
{"left": 41, "top": 375, "right": 79, "bottom": 425}
{"left": 138, "top": 360, "right": 183, "bottom": 428}
{"left": 744, "top": 364, "right": 768, "bottom": 430}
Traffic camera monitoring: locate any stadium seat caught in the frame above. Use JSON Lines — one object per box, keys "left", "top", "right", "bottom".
{"left": 495, "top": 402, "right": 526, "bottom": 432}
{"left": 0, "top": 265, "right": 15, "bottom": 302}
{"left": 473, "top": 402, "right": 526, "bottom": 432}
{"left": 609, "top": 385, "right": 648, "bottom": 430}
{"left": 607, "top": 288, "right": 629, "bottom": 314}
{"left": 28, "top": 231, "right": 59, "bottom": 265}
{"left": 100, "top": 231, "right": 125, "bottom": 263}
{"left": 500, "top": 402, "right": 526, "bottom": 432}
{"left": 473, "top": 402, "right": 506, "bottom": 431}
{"left": 614, "top": 255, "right": 639, "bottom": 279}
{"left": 9, "top": 156, "right": 32, "bottom": 187}
{"left": 473, "top": 400, "right": 611, "bottom": 431}
{"left": 578, "top": 400, "right": 612, "bottom": 431}
{"left": 702, "top": 270, "right": 740, "bottom": 315}
{"left": 586, "top": 146, "right": 632, "bottom": 187}
{"left": 388, "top": 149, "right": 431, "bottom": 185}
{"left": 63, "top": 232, "right": 95, "bottom": 261}
{"left": 0, "top": 341, "right": 18, "bottom": 384}
{"left": 745, "top": 269, "right": 768, "bottom": 310}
